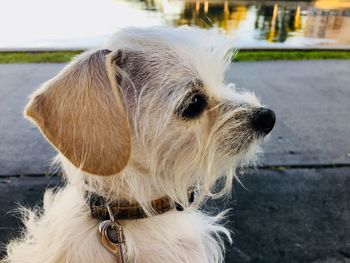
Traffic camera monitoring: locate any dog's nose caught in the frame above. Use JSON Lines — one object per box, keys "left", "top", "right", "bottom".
{"left": 252, "top": 107, "right": 276, "bottom": 135}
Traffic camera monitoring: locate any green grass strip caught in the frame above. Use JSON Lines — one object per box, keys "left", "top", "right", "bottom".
{"left": 234, "top": 50, "right": 350, "bottom": 61}
{"left": 0, "top": 51, "right": 82, "bottom": 64}
{"left": 0, "top": 50, "right": 350, "bottom": 63}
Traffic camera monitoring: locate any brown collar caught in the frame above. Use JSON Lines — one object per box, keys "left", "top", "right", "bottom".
{"left": 88, "top": 191, "right": 195, "bottom": 220}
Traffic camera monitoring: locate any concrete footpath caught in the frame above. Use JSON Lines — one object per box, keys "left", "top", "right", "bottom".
{"left": 0, "top": 61, "right": 350, "bottom": 262}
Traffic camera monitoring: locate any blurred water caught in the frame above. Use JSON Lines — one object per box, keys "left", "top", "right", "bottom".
{"left": 1, "top": 0, "right": 350, "bottom": 49}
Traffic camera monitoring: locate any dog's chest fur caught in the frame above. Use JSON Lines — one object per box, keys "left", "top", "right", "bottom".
{"left": 6, "top": 184, "right": 227, "bottom": 263}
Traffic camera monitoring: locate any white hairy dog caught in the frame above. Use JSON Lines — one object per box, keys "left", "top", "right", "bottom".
{"left": 3, "top": 27, "right": 275, "bottom": 263}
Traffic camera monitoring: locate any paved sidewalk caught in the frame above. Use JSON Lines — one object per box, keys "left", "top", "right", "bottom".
{"left": 0, "top": 61, "right": 350, "bottom": 175}
{"left": 0, "top": 61, "right": 350, "bottom": 262}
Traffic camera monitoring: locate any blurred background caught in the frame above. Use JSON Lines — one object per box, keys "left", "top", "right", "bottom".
{"left": 0, "top": 1, "right": 350, "bottom": 262}
{"left": 1, "top": 0, "right": 350, "bottom": 49}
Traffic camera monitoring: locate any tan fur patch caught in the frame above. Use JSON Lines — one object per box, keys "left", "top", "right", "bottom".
{"left": 25, "top": 49, "right": 131, "bottom": 176}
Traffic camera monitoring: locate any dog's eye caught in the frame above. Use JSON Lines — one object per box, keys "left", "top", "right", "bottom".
{"left": 180, "top": 94, "right": 207, "bottom": 119}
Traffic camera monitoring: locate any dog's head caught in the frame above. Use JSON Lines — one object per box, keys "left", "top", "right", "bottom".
{"left": 25, "top": 27, "right": 275, "bottom": 204}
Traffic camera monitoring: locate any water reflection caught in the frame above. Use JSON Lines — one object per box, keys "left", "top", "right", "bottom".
{"left": 305, "top": 5, "right": 350, "bottom": 45}
{"left": 133, "top": 0, "right": 350, "bottom": 47}
{"left": 1, "top": 0, "right": 350, "bottom": 49}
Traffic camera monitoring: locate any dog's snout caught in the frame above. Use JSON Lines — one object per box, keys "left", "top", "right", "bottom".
{"left": 252, "top": 108, "right": 276, "bottom": 135}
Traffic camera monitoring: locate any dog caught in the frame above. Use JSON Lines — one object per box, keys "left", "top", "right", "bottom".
{"left": 3, "top": 27, "right": 275, "bottom": 263}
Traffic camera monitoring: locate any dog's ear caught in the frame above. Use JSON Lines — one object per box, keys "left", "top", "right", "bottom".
{"left": 24, "top": 49, "right": 131, "bottom": 176}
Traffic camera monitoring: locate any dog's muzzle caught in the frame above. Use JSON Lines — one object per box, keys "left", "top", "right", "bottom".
{"left": 251, "top": 107, "right": 276, "bottom": 136}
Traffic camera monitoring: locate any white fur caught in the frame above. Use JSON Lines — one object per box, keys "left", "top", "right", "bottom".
{"left": 5, "top": 184, "right": 230, "bottom": 263}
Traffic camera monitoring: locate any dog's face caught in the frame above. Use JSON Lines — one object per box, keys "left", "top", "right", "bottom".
{"left": 25, "top": 27, "right": 275, "bottom": 203}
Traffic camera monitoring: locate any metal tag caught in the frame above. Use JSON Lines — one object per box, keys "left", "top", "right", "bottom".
{"left": 99, "top": 220, "right": 127, "bottom": 262}
{"left": 98, "top": 204, "right": 128, "bottom": 262}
